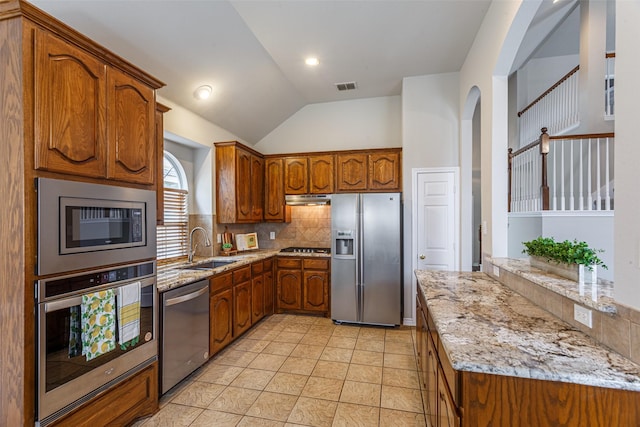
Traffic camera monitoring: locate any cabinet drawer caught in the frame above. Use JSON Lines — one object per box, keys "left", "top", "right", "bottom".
{"left": 233, "top": 266, "right": 251, "bottom": 283}
{"left": 251, "top": 261, "right": 264, "bottom": 275}
{"left": 264, "top": 257, "right": 273, "bottom": 271}
{"left": 211, "top": 272, "right": 232, "bottom": 294}
{"left": 277, "top": 258, "right": 302, "bottom": 269}
{"left": 302, "top": 258, "right": 329, "bottom": 270}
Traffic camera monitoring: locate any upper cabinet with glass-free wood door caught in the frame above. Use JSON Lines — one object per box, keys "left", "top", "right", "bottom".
{"left": 283, "top": 154, "right": 334, "bottom": 194}
{"left": 215, "top": 141, "right": 264, "bottom": 223}
{"left": 33, "top": 28, "right": 163, "bottom": 185}
{"left": 336, "top": 148, "right": 402, "bottom": 192}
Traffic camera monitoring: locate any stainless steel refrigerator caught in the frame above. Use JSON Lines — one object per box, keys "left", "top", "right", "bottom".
{"left": 331, "top": 193, "right": 402, "bottom": 326}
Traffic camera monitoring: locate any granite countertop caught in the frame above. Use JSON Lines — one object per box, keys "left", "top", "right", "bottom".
{"left": 157, "top": 249, "right": 279, "bottom": 292}
{"left": 157, "top": 249, "right": 331, "bottom": 292}
{"left": 489, "top": 257, "right": 616, "bottom": 313}
{"left": 415, "top": 270, "right": 640, "bottom": 392}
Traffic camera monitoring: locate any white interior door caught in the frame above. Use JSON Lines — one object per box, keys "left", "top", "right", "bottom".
{"left": 416, "top": 170, "right": 457, "bottom": 271}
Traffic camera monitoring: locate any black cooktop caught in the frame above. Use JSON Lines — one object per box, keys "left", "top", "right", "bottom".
{"left": 280, "top": 247, "right": 331, "bottom": 254}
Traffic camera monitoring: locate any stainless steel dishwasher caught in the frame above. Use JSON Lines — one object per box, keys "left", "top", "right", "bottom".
{"left": 161, "top": 279, "right": 210, "bottom": 394}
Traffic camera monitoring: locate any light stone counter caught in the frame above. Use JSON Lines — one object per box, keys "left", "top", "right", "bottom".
{"left": 157, "top": 250, "right": 279, "bottom": 293}
{"left": 415, "top": 270, "right": 640, "bottom": 391}
{"left": 157, "top": 249, "right": 331, "bottom": 293}
{"left": 489, "top": 257, "right": 616, "bottom": 313}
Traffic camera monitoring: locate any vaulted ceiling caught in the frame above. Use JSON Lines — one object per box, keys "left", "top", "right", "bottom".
{"left": 31, "top": 0, "right": 493, "bottom": 145}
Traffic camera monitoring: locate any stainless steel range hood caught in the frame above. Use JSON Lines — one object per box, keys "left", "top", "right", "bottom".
{"left": 285, "top": 194, "right": 331, "bottom": 206}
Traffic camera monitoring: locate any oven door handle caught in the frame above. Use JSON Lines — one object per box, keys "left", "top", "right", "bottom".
{"left": 45, "top": 296, "right": 82, "bottom": 312}
{"left": 164, "top": 286, "right": 208, "bottom": 307}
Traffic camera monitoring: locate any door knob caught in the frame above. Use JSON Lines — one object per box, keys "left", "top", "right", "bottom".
{"left": 419, "top": 254, "right": 425, "bottom": 260}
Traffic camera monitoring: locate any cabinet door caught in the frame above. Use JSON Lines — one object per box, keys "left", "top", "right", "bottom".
{"left": 233, "top": 281, "right": 252, "bottom": 337}
{"left": 34, "top": 29, "right": 108, "bottom": 178}
{"left": 251, "top": 155, "right": 264, "bottom": 221}
{"left": 369, "top": 151, "right": 401, "bottom": 191}
{"left": 264, "top": 158, "right": 286, "bottom": 222}
{"left": 107, "top": 68, "right": 156, "bottom": 184}
{"left": 236, "top": 149, "right": 253, "bottom": 221}
{"left": 309, "top": 155, "right": 334, "bottom": 194}
{"left": 251, "top": 274, "right": 265, "bottom": 323}
{"left": 284, "top": 157, "right": 308, "bottom": 194}
{"left": 302, "top": 270, "right": 329, "bottom": 312}
{"left": 276, "top": 269, "right": 302, "bottom": 310}
{"left": 336, "top": 153, "right": 368, "bottom": 192}
{"left": 210, "top": 288, "right": 233, "bottom": 355}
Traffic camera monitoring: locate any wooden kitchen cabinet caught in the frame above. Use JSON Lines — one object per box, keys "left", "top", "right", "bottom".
{"left": 336, "top": 153, "right": 368, "bottom": 192}
{"left": 368, "top": 150, "right": 401, "bottom": 191}
{"left": 276, "top": 258, "right": 303, "bottom": 311}
{"left": 302, "top": 258, "right": 330, "bottom": 313}
{"left": 210, "top": 272, "right": 233, "bottom": 356}
{"left": 276, "top": 257, "right": 330, "bottom": 316}
{"left": 336, "top": 149, "right": 402, "bottom": 192}
{"left": 308, "top": 155, "right": 334, "bottom": 194}
{"left": 215, "top": 141, "right": 264, "bottom": 223}
{"left": 264, "top": 157, "right": 290, "bottom": 222}
{"left": 284, "top": 157, "right": 308, "bottom": 194}
{"left": 34, "top": 29, "right": 108, "bottom": 179}
{"left": 50, "top": 362, "right": 158, "bottom": 427}
{"left": 34, "top": 28, "right": 159, "bottom": 185}
{"left": 107, "top": 67, "right": 156, "bottom": 184}
{"left": 233, "top": 266, "right": 252, "bottom": 336}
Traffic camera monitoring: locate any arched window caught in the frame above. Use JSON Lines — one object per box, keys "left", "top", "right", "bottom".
{"left": 157, "top": 151, "right": 189, "bottom": 261}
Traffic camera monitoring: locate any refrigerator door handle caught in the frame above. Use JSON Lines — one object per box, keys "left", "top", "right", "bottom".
{"left": 358, "top": 194, "right": 365, "bottom": 321}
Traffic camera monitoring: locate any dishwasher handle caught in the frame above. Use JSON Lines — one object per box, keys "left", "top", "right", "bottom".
{"left": 164, "top": 285, "right": 208, "bottom": 307}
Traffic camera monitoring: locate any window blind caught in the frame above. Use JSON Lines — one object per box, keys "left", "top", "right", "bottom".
{"left": 157, "top": 188, "right": 188, "bottom": 261}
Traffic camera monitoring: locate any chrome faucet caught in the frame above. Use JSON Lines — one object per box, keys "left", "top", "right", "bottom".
{"left": 188, "top": 227, "right": 212, "bottom": 263}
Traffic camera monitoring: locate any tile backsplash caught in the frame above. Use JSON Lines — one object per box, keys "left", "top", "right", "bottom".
{"left": 199, "top": 205, "right": 331, "bottom": 255}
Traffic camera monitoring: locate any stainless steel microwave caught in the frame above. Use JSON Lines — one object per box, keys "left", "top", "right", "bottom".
{"left": 37, "top": 178, "right": 156, "bottom": 275}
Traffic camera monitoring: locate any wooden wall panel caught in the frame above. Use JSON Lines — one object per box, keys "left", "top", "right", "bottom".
{"left": 0, "top": 16, "right": 26, "bottom": 427}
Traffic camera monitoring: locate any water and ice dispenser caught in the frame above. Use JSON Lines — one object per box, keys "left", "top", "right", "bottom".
{"left": 334, "top": 230, "right": 354, "bottom": 257}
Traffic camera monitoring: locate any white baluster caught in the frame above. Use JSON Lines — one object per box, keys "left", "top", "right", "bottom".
{"left": 587, "top": 140, "right": 593, "bottom": 211}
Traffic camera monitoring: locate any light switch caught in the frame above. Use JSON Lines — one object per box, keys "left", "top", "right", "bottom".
{"left": 269, "top": 231, "right": 276, "bottom": 240}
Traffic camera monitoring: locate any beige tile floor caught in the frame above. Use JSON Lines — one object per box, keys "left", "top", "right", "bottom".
{"left": 135, "top": 314, "right": 426, "bottom": 426}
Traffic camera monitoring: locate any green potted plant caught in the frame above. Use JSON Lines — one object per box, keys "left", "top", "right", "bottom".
{"left": 522, "top": 236, "right": 607, "bottom": 284}
{"left": 221, "top": 242, "right": 233, "bottom": 254}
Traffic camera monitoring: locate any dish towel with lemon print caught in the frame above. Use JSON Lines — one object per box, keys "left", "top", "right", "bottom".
{"left": 81, "top": 289, "right": 116, "bottom": 361}
{"left": 117, "top": 281, "right": 141, "bottom": 349}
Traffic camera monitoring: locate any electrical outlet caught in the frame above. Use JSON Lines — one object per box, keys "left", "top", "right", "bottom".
{"left": 493, "top": 265, "right": 500, "bottom": 277}
{"left": 269, "top": 231, "right": 276, "bottom": 240}
{"left": 216, "top": 233, "right": 222, "bottom": 244}
{"left": 574, "top": 304, "right": 593, "bottom": 328}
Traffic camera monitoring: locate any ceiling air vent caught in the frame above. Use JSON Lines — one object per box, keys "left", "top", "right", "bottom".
{"left": 335, "top": 81, "right": 357, "bottom": 91}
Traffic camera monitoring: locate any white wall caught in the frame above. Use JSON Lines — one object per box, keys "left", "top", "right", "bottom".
{"left": 516, "top": 54, "right": 579, "bottom": 112}
{"left": 613, "top": 0, "right": 640, "bottom": 309}
{"left": 159, "top": 95, "right": 244, "bottom": 215}
{"left": 508, "top": 212, "right": 614, "bottom": 282}
{"left": 402, "top": 72, "right": 460, "bottom": 324}
{"left": 459, "top": 0, "right": 541, "bottom": 260}
{"left": 254, "top": 96, "right": 401, "bottom": 154}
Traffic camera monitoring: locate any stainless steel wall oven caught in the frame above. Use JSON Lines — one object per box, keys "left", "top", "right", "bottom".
{"left": 37, "top": 177, "right": 156, "bottom": 276}
{"left": 36, "top": 261, "right": 157, "bottom": 426}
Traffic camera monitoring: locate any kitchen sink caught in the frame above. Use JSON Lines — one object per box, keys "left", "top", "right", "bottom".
{"left": 180, "top": 260, "right": 236, "bottom": 270}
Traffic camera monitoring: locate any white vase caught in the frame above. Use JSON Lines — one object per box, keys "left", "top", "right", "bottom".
{"left": 529, "top": 256, "right": 597, "bottom": 284}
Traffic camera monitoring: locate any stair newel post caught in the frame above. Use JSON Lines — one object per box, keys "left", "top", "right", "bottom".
{"left": 540, "top": 127, "right": 550, "bottom": 210}
{"left": 508, "top": 148, "right": 514, "bottom": 212}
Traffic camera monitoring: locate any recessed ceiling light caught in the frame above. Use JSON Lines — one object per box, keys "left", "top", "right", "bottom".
{"left": 305, "top": 57, "right": 319, "bottom": 66}
{"left": 194, "top": 85, "right": 212, "bottom": 100}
